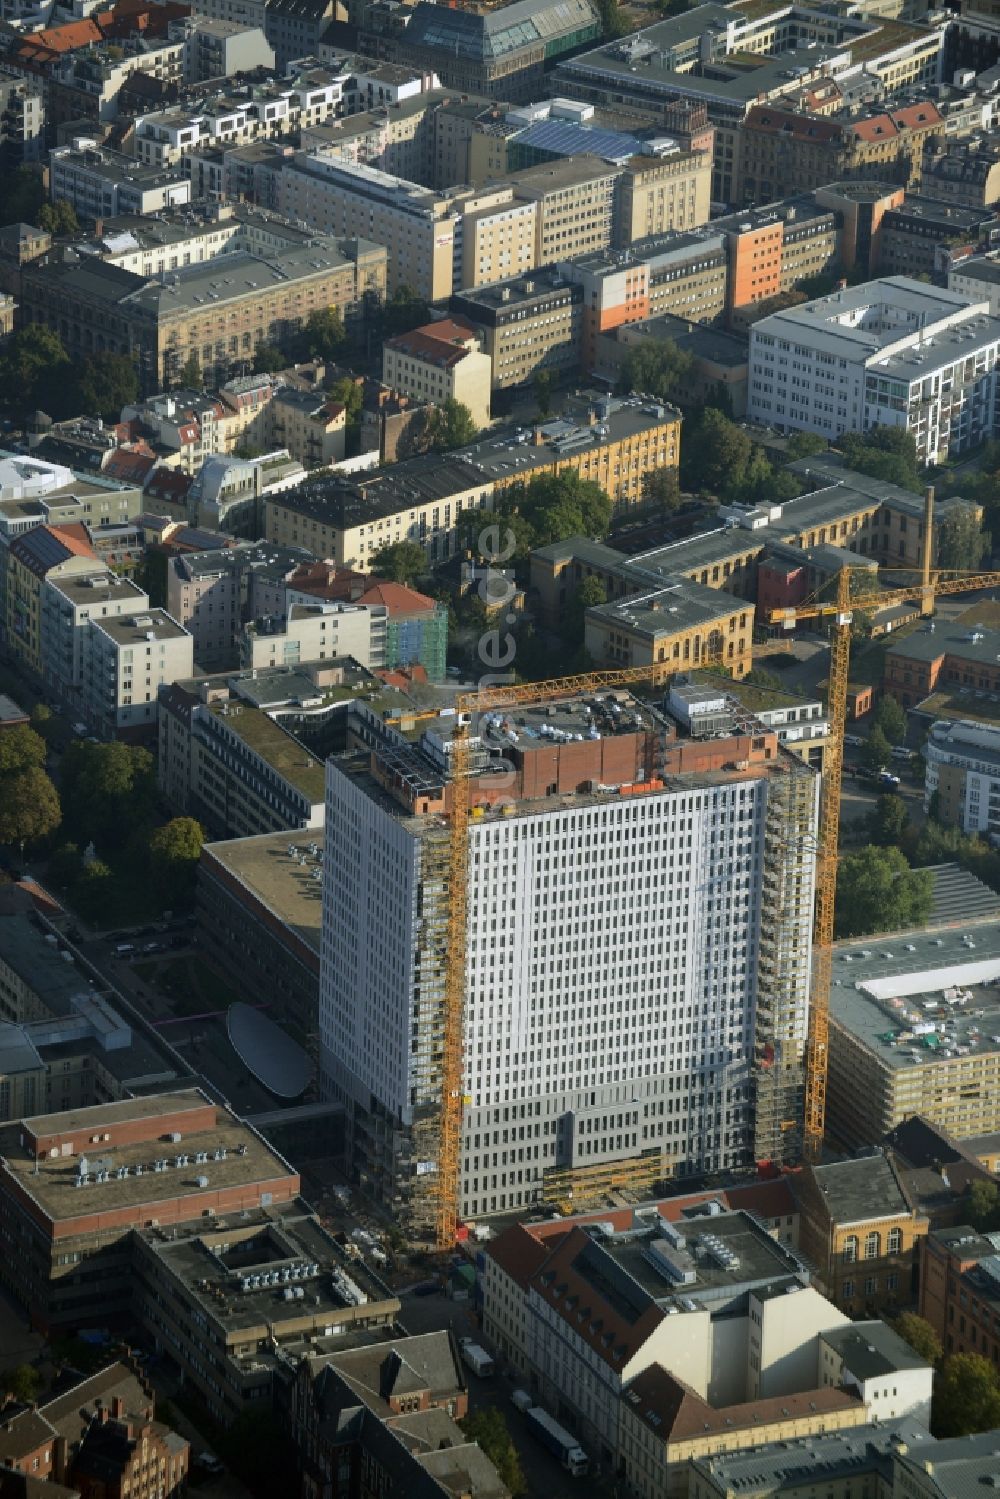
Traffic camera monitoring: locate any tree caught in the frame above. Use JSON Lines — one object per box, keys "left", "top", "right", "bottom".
{"left": 0, "top": 325, "right": 72, "bottom": 418}
{"left": 460, "top": 1408, "right": 526, "bottom": 1497}
{"left": 370, "top": 540, "right": 427, "bottom": 584}
{"left": 873, "top": 695, "right": 907, "bottom": 746}
{"left": 70, "top": 859, "right": 113, "bottom": 923}
{"left": 0, "top": 724, "right": 46, "bottom": 775}
{"left": 47, "top": 842, "right": 85, "bottom": 890}
{"left": 38, "top": 199, "right": 78, "bottom": 236}
{"left": 304, "top": 306, "right": 346, "bottom": 361}
{"left": 0, "top": 168, "right": 44, "bottom": 228}
{"left": 2, "top": 1364, "right": 41, "bottom": 1405}
{"left": 253, "top": 345, "right": 286, "bottom": 374}
{"left": 933, "top": 1353, "right": 1000, "bottom": 1437}
{"left": 641, "top": 466, "right": 682, "bottom": 517}
{"left": 383, "top": 284, "right": 430, "bottom": 339}
{"left": 894, "top": 1312, "right": 942, "bottom": 1366}
{"left": 61, "top": 742, "right": 155, "bottom": 848}
{"left": 965, "top": 1178, "right": 1000, "bottom": 1233}
{"left": 563, "top": 576, "right": 607, "bottom": 646}
{"left": 514, "top": 470, "right": 613, "bottom": 548}
{"left": 534, "top": 369, "right": 554, "bottom": 417}
{"left": 868, "top": 793, "right": 908, "bottom": 847}
{"left": 835, "top": 845, "right": 933, "bottom": 938}
{"left": 937, "top": 505, "right": 989, "bottom": 571}
{"left": 786, "top": 431, "right": 827, "bottom": 460}
{"left": 862, "top": 725, "right": 892, "bottom": 772}
{"left": 840, "top": 427, "right": 921, "bottom": 492}
{"left": 622, "top": 338, "right": 694, "bottom": 404}
{"left": 176, "top": 353, "right": 202, "bottom": 390}
{"left": 73, "top": 352, "right": 139, "bottom": 423}
{"left": 681, "top": 408, "right": 753, "bottom": 496}
{"left": 424, "top": 398, "right": 479, "bottom": 451}
{"left": 149, "top": 817, "right": 205, "bottom": 905}
{"left": 0, "top": 766, "right": 61, "bottom": 850}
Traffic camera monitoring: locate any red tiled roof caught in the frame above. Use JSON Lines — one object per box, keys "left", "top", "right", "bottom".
{"left": 385, "top": 329, "right": 470, "bottom": 370}
{"left": 485, "top": 1223, "right": 563, "bottom": 1290}
{"left": 848, "top": 114, "right": 898, "bottom": 144}
{"left": 530, "top": 1226, "right": 665, "bottom": 1368}
{"left": 891, "top": 102, "right": 942, "bottom": 130}
{"left": 144, "top": 468, "right": 192, "bottom": 501}
{"left": 356, "top": 581, "right": 437, "bottom": 615}
{"left": 16, "top": 18, "right": 102, "bottom": 53}
{"left": 417, "top": 318, "right": 477, "bottom": 346}
{"left": 104, "top": 449, "right": 156, "bottom": 483}
{"left": 624, "top": 1365, "right": 863, "bottom": 1442}
{"left": 744, "top": 106, "right": 842, "bottom": 143}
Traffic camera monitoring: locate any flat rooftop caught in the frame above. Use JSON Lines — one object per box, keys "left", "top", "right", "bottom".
{"left": 752, "top": 277, "right": 987, "bottom": 363}
{"left": 139, "top": 1201, "right": 391, "bottom": 1337}
{"left": 0, "top": 911, "right": 97, "bottom": 1019}
{"left": 693, "top": 1422, "right": 931, "bottom": 1493}
{"left": 201, "top": 830, "right": 324, "bottom": 957}
{"left": 94, "top": 608, "right": 189, "bottom": 645}
{"left": 201, "top": 700, "right": 327, "bottom": 803}
{"left": 0, "top": 1102, "right": 296, "bottom": 1227}
{"left": 47, "top": 572, "right": 147, "bottom": 607}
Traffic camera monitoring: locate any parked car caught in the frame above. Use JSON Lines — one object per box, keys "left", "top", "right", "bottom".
{"left": 844, "top": 734, "right": 864, "bottom": 748}
{"left": 891, "top": 745, "right": 912, "bottom": 762}
{"left": 878, "top": 771, "right": 901, "bottom": 788}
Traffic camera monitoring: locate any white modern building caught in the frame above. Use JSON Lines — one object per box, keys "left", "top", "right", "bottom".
{"left": 319, "top": 692, "right": 819, "bottom": 1228}
{"left": 747, "top": 277, "right": 1000, "bottom": 463}
{"left": 40, "top": 571, "right": 150, "bottom": 713}
{"left": 924, "top": 717, "right": 1000, "bottom": 837}
{"left": 240, "top": 599, "right": 382, "bottom": 670}
{"left": 82, "top": 608, "right": 194, "bottom": 738}
{"left": 818, "top": 1322, "right": 933, "bottom": 1427}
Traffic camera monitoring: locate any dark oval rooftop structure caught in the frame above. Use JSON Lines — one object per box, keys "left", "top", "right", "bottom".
{"left": 227, "top": 1003, "right": 314, "bottom": 1099}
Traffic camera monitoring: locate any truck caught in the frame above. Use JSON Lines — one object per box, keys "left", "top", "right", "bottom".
{"left": 524, "top": 1407, "right": 589, "bottom": 1477}
{"left": 459, "top": 1339, "right": 495, "bottom": 1377}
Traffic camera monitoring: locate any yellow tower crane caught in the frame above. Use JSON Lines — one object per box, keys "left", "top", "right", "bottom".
{"left": 768, "top": 486, "right": 1000, "bottom": 1164}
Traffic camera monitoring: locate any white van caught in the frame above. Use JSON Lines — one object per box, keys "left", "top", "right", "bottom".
{"left": 891, "top": 746, "right": 912, "bottom": 762}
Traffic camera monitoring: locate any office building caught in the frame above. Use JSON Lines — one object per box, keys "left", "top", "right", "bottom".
{"left": 879, "top": 197, "right": 1000, "bottom": 283}
{"left": 132, "top": 1199, "right": 397, "bottom": 1422}
{"left": 449, "top": 269, "right": 584, "bottom": 391}
{"left": 923, "top": 717, "right": 1000, "bottom": 834}
{"left": 382, "top": 321, "right": 492, "bottom": 431}
{"left": 747, "top": 277, "right": 1000, "bottom": 462}
{"left": 794, "top": 1155, "right": 928, "bottom": 1318}
{"left": 817, "top": 1322, "right": 933, "bottom": 1427}
{"left": 19, "top": 233, "right": 386, "bottom": 396}
{"left": 320, "top": 688, "right": 819, "bottom": 1228}
{"left": 825, "top": 866, "right": 1000, "bottom": 1148}
{"left": 197, "top": 830, "right": 324, "bottom": 1043}
{"left": 360, "top": 0, "right": 602, "bottom": 103}
{"left": 49, "top": 140, "right": 193, "bottom": 219}
{"left": 0, "top": 1089, "right": 301, "bottom": 1333}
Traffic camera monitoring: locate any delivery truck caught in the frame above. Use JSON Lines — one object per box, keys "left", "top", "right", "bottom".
{"left": 459, "top": 1339, "right": 495, "bottom": 1377}
{"left": 524, "top": 1407, "right": 589, "bottom": 1476}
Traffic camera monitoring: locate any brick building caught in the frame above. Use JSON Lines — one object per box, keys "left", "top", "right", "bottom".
{"left": 920, "top": 1222, "right": 1000, "bottom": 1362}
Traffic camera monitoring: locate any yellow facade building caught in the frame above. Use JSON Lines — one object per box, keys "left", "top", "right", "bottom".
{"left": 5, "top": 525, "right": 99, "bottom": 678}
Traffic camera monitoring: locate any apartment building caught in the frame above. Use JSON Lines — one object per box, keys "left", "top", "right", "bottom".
{"left": 0, "top": 67, "right": 44, "bottom": 171}
{"left": 950, "top": 252, "right": 1000, "bottom": 314}
{"left": 449, "top": 269, "right": 584, "bottom": 390}
{"left": 825, "top": 874, "right": 1000, "bottom": 1148}
{"left": 0, "top": 1089, "right": 301, "bottom": 1333}
{"left": 878, "top": 197, "right": 1000, "bottom": 284}
{"left": 382, "top": 320, "right": 492, "bottom": 430}
{"left": 5, "top": 524, "right": 98, "bottom": 677}
{"left": 921, "top": 137, "right": 1000, "bottom": 209}
{"left": 923, "top": 717, "right": 1000, "bottom": 834}
{"left": 49, "top": 141, "right": 193, "bottom": 219}
{"left": 690, "top": 1424, "right": 952, "bottom": 1499}
{"left": 480, "top": 1207, "right": 854, "bottom": 1474}
{"left": 733, "top": 102, "right": 944, "bottom": 206}
{"left": 241, "top": 599, "right": 377, "bottom": 670}
{"left": 40, "top": 570, "right": 150, "bottom": 713}
{"left": 795, "top": 1155, "right": 928, "bottom": 1318}
{"left": 268, "top": 385, "right": 347, "bottom": 467}
{"left": 81, "top": 607, "right": 194, "bottom": 741}
{"left": 133, "top": 64, "right": 350, "bottom": 168}
{"left": 165, "top": 541, "right": 328, "bottom": 668}
{"left": 748, "top": 277, "right": 1000, "bottom": 462}
{"left": 320, "top": 689, "right": 819, "bottom": 1228}
{"left": 266, "top": 455, "right": 492, "bottom": 569}
{"left": 181, "top": 16, "right": 274, "bottom": 81}
{"left": 920, "top": 1222, "right": 1000, "bottom": 1361}
{"left": 19, "top": 234, "right": 386, "bottom": 396}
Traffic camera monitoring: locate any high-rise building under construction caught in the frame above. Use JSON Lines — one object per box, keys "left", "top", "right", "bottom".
{"left": 319, "top": 681, "right": 819, "bottom": 1228}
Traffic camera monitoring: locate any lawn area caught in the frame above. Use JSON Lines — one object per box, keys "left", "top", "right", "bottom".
{"left": 135, "top": 955, "right": 242, "bottom": 1015}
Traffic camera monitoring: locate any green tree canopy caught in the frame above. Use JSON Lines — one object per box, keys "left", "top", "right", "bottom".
{"left": 0, "top": 723, "right": 46, "bottom": 775}
{"left": 252, "top": 345, "right": 286, "bottom": 374}
{"left": 893, "top": 1312, "right": 942, "bottom": 1366}
{"left": 425, "top": 397, "right": 479, "bottom": 451}
{"left": 0, "top": 168, "right": 45, "bottom": 228}
{"left": 933, "top": 1353, "right": 1000, "bottom": 1437}
{"left": 641, "top": 466, "right": 682, "bottom": 517}
{"left": 840, "top": 426, "right": 921, "bottom": 491}
{"left": 786, "top": 431, "right": 828, "bottom": 460}
{"left": 563, "top": 576, "right": 607, "bottom": 647}
{"left": 176, "top": 353, "right": 202, "bottom": 390}
{"left": 383, "top": 284, "right": 431, "bottom": 338}
{"left": 47, "top": 842, "right": 85, "bottom": 890}
{"left": 2, "top": 1364, "right": 41, "bottom": 1405}
{"left": 965, "top": 1178, "right": 1000, "bottom": 1234}
{"left": 513, "top": 470, "right": 613, "bottom": 549}
{"left": 681, "top": 408, "right": 753, "bottom": 496}
{"left": 61, "top": 742, "right": 155, "bottom": 849}
{"left": 0, "top": 325, "right": 72, "bottom": 418}
{"left": 460, "top": 1407, "right": 526, "bottom": 1497}
{"left": 304, "top": 306, "right": 346, "bottom": 361}
{"left": 867, "top": 793, "right": 909, "bottom": 847}
{"left": 622, "top": 338, "right": 693, "bottom": 404}
{"left": 38, "top": 199, "right": 78, "bottom": 236}
{"left": 873, "top": 695, "right": 907, "bottom": 745}
{"left": 369, "top": 539, "right": 427, "bottom": 584}
{"left": 534, "top": 369, "right": 554, "bottom": 416}
{"left": 70, "top": 859, "right": 113, "bottom": 923}
{"left": 862, "top": 725, "right": 892, "bottom": 772}
{"left": 149, "top": 817, "right": 205, "bottom": 906}
{"left": 73, "top": 352, "right": 139, "bottom": 423}
{"left": 0, "top": 765, "right": 61, "bottom": 850}
{"left": 835, "top": 845, "right": 933, "bottom": 938}
{"left": 937, "top": 505, "right": 989, "bottom": 571}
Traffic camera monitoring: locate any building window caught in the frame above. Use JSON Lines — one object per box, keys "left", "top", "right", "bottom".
{"left": 842, "top": 1280, "right": 855, "bottom": 1299}
{"left": 865, "top": 1275, "right": 877, "bottom": 1296}
{"left": 865, "top": 1232, "right": 881, "bottom": 1260}
{"left": 843, "top": 1236, "right": 858, "bottom": 1263}
{"left": 887, "top": 1227, "right": 902, "bottom": 1255}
